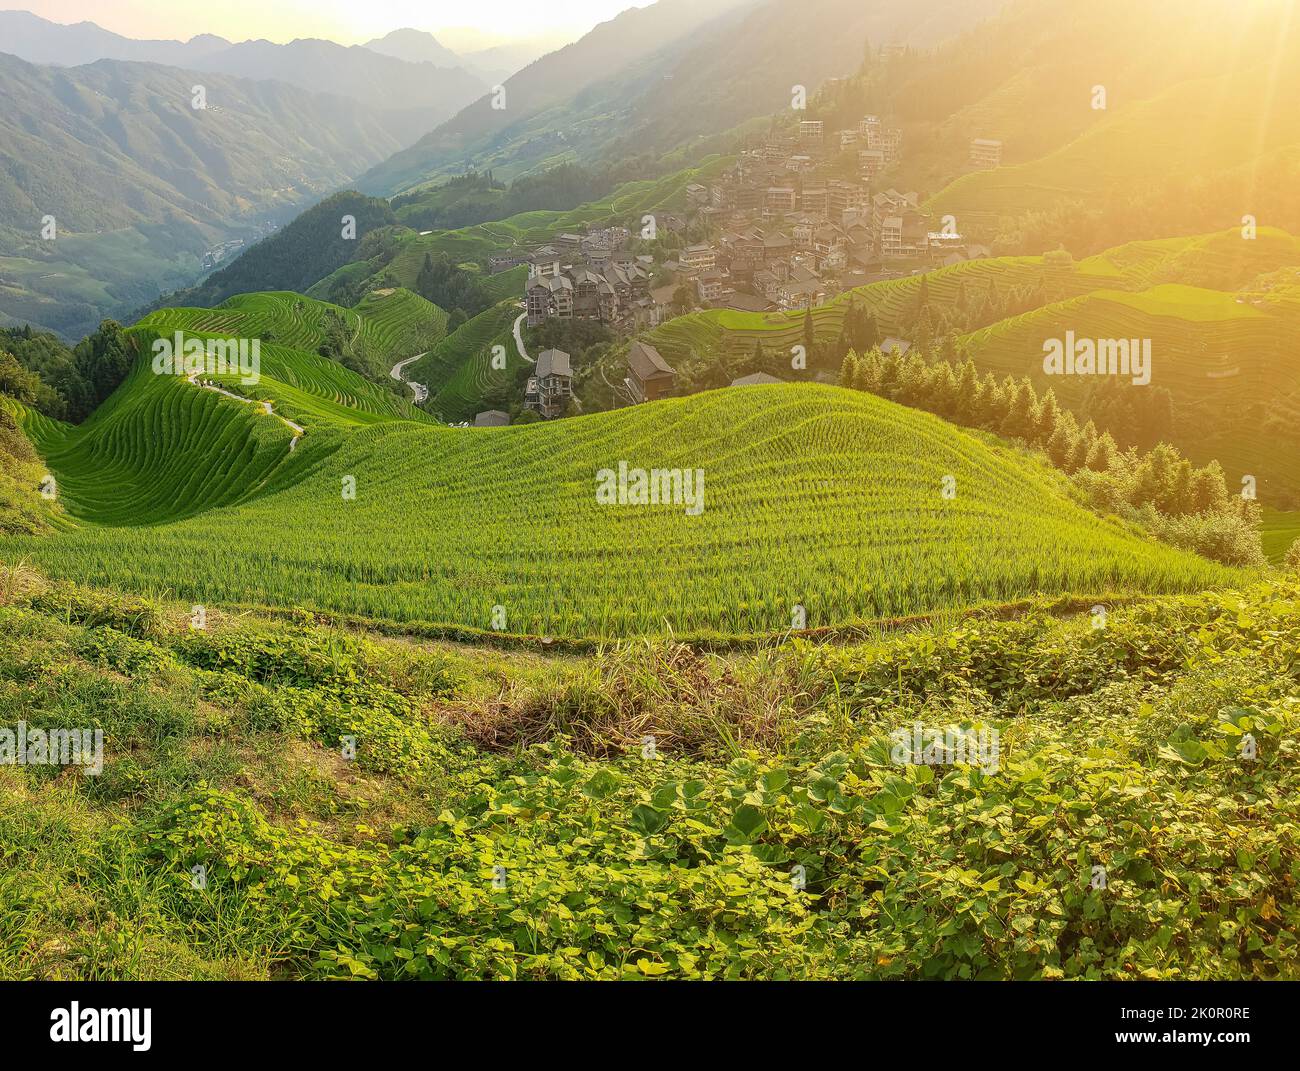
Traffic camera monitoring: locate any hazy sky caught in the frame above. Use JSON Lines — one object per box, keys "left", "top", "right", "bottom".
{"left": 16, "top": 1, "right": 650, "bottom": 46}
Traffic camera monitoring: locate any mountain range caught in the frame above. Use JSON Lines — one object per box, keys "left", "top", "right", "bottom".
{"left": 0, "top": 52, "right": 407, "bottom": 336}
{"left": 0, "top": 10, "right": 488, "bottom": 144}
{"left": 358, "top": 0, "right": 1007, "bottom": 195}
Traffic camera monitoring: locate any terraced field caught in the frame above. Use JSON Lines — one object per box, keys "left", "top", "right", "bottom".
{"left": 925, "top": 62, "right": 1300, "bottom": 229}
{"left": 3, "top": 378, "right": 1242, "bottom": 638}
{"left": 22, "top": 328, "right": 436, "bottom": 526}
{"left": 639, "top": 229, "right": 1300, "bottom": 501}
{"left": 959, "top": 283, "right": 1300, "bottom": 500}
{"left": 351, "top": 288, "right": 449, "bottom": 359}
{"left": 407, "top": 300, "right": 526, "bottom": 422}
{"left": 138, "top": 289, "right": 447, "bottom": 371}
{"left": 644, "top": 229, "right": 1300, "bottom": 366}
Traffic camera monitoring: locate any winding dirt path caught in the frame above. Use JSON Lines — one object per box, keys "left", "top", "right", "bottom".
{"left": 187, "top": 371, "right": 304, "bottom": 451}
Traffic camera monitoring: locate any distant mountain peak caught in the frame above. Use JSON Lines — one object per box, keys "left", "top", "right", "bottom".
{"left": 362, "top": 27, "right": 461, "bottom": 67}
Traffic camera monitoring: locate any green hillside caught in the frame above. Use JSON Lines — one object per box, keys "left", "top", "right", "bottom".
{"left": 640, "top": 229, "right": 1300, "bottom": 502}
{"left": 925, "top": 41, "right": 1300, "bottom": 236}
{"left": 404, "top": 299, "right": 524, "bottom": 421}
{"left": 374, "top": 159, "right": 723, "bottom": 272}
{"left": 0, "top": 55, "right": 407, "bottom": 338}
{"left": 310, "top": 161, "right": 729, "bottom": 301}
{"left": 959, "top": 283, "right": 1300, "bottom": 501}
{"left": 137, "top": 288, "right": 447, "bottom": 372}
{"left": 4, "top": 377, "right": 1242, "bottom": 638}
{"left": 644, "top": 229, "right": 1300, "bottom": 364}
{"left": 22, "top": 326, "right": 436, "bottom": 527}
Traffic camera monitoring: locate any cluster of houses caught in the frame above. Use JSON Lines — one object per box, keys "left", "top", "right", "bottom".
{"left": 471, "top": 111, "right": 1005, "bottom": 421}
{"left": 478, "top": 338, "right": 678, "bottom": 423}
{"left": 659, "top": 118, "right": 995, "bottom": 316}
{"left": 490, "top": 226, "right": 664, "bottom": 333}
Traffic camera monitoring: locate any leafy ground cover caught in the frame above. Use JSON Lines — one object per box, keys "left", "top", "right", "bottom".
{"left": 1, "top": 562, "right": 1296, "bottom": 980}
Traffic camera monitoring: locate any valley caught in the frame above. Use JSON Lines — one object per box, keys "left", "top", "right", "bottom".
{"left": 3, "top": 0, "right": 1300, "bottom": 993}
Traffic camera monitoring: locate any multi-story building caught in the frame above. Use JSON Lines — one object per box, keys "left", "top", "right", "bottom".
{"left": 799, "top": 185, "right": 829, "bottom": 217}
{"left": 880, "top": 211, "right": 930, "bottom": 259}
{"left": 525, "top": 259, "right": 649, "bottom": 329}
{"left": 526, "top": 272, "right": 572, "bottom": 326}
{"left": 871, "top": 189, "right": 920, "bottom": 233}
{"left": 753, "top": 269, "right": 780, "bottom": 303}
{"left": 880, "top": 127, "right": 903, "bottom": 163}
{"left": 696, "top": 269, "right": 724, "bottom": 304}
{"left": 679, "top": 244, "right": 716, "bottom": 273}
{"left": 859, "top": 148, "right": 886, "bottom": 179}
{"left": 827, "top": 179, "right": 868, "bottom": 217}
{"left": 792, "top": 217, "right": 816, "bottom": 249}
{"left": 765, "top": 187, "right": 798, "bottom": 213}
{"left": 625, "top": 340, "right": 677, "bottom": 403}
{"left": 798, "top": 119, "right": 824, "bottom": 143}
{"left": 970, "top": 138, "right": 1003, "bottom": 168}
{"left": 524, "top": 349, "right": 573, "bottom": 419}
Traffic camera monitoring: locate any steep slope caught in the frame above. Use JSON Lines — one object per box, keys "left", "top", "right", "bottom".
{"left": 137, "top": 288, "right": 447, "bottom": 372}
{"left": 404, "top": 298, "right": 524, "bottom": 421}
{"left": 641, "top": 228, "right": 1300, "bottom": 504}
{"left": 20, "top": 321, "right": 438, "bottom": 527}
{"left": 0, "top": 12, "right": 487, "bottom": 146}
{"left": 0, "top": 54, "right": 408, "bottom": 337}
{"left": 359, "top": 0, "right": 755, "bottom": 193}
{"left": 6, "top": 377, "right": 1240, "bottom": 637}
{"left": 149, "top": 192, "right": 400, "bottom": 312}
{"left": 360, "top": 0, "right": 1004, "bottom": 193}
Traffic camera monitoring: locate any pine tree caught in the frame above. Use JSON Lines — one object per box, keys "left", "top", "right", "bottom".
{"left": 839, "top": 351, "right": 859, "bottom": 388}
{"left": 1035, "top": 388, "right": 1060, "bottom": 443}
{"left": 1001, "top": 380, "right": 1036, "bottom": 439}
{"left": 955, "top": 360, "right": 979, "bottom": 418}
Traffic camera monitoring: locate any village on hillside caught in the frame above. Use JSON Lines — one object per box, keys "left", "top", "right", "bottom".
{"left": 486, "top": 108, "right": 1001, "bottom": 423}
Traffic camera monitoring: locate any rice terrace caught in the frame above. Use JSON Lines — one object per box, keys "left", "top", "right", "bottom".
{"left": 1, "top": 0, "right": 1299, "bottom": 1043}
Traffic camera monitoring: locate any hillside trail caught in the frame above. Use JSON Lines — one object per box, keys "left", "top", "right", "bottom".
{"left": 390, "top": 352, "right": 429, "bottom": 403}
{"left": 186, "top": 371, "right": 305, "bottom": 451}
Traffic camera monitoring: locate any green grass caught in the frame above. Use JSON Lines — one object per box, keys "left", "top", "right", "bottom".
{"left": 641, "top": 228, "right": 1300, "bottom": 502}
{"left": 4, "top": 376, "right": 1243, "bottom": 638}
{"left": 1261, "top": 508, "right": 1300, "bottom": 563}
{"left": 959, "top": 281, "right": 1300, "bottom": 500}
{"left": 137, "top": 288, "right": 447, "bottom": 372}
{"left": 20, "top": 328, "right": 436, "bottom": 527}
{"left": 2, "top": 568, "right": 1298, "bottom": 979}
{"left": 406, "top": 300, "right": 524, "bottom": 422}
